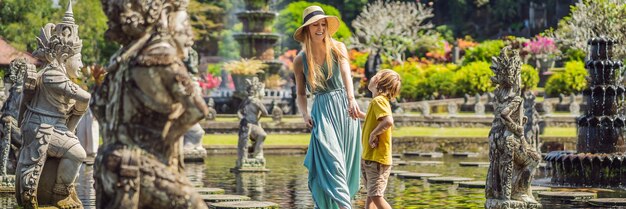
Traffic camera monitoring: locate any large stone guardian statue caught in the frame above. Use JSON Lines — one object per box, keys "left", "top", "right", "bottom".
{"left": 92, "top": 0, "right": 209, "bottom": 208}
{"left": 0, "top": 58, "right": 32, "bottom": 191}
{"left": 16, "top": 2, "right": 89, "bottom": 208}
{"left": 485, "top": 47, "right": 541, "bottom": 209}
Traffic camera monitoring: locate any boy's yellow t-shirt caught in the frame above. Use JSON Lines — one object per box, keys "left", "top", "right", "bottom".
{"left": 362, "top": 95, "right": 393, "bottom": 165}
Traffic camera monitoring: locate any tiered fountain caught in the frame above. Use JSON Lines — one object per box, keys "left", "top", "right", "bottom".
{"left": 234, "top": 0, "right": 283, "bottom": 83}
{"left": 545, "top": 37, "right": 626, "bottom": 187}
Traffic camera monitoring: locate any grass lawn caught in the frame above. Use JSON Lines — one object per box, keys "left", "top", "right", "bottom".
{"left": 203, "top": 127, "right": 576, "bottom": 145}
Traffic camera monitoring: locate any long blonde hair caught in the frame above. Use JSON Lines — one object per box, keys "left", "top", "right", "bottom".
{"left": 302, "top": 26, "right": 346, "bottom": 92}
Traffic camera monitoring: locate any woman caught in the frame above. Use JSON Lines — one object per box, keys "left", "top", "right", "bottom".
{"left": 292, "top": 5, "right": 362, "bottom": 209}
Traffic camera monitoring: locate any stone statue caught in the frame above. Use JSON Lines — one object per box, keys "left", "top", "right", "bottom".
{"left": 485, "top": 47, "right": 541, "bottom": 209}
{"left": 183, "top": 48, "right": 208, "bottom": 162}
{"left": 235, "top": 77, "right": 268, "bottom": 171}
{"left": 523, "top": 91, "right": 541, "bottom": 152}
{"left": 16, "top": 2, "right": 89, "bottom": 208}
{"left": 270, "top": 100, "right": 282, "bottom": 122}
{"left": 206, "top": 98, "right": 216, "bottom": 120}
{"left": 0, "top": 58, "right": 32, "bottom": 190}
{"left": 92, "top": 0, "right": 208, "bottom": 208}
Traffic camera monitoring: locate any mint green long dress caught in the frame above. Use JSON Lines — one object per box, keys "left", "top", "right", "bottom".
{"left": 301, "top": 52, "right": 362, "bottom": 209}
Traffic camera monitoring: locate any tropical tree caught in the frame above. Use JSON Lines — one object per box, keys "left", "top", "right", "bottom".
{"left": 545, "top": 0, "right": 626, "bottom": 60}
{"left": 350, "top": 0, "right": 435, "bottom": 64}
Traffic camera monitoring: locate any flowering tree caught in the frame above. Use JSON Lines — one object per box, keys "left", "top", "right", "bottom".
{"left": 524, "top": 36, "right": 560, "bottom": 59}
{"left": 350, "top": 0, "right": 435, "bottom": 63}
{"left": 545, "top": 0, "right": 626, "bottom": 60}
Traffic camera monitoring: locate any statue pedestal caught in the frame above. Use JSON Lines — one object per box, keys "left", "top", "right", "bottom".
{"left": 231, "top": 158, "right": 270, "bottom": 173}
{"left": 0, "top": 175, "right": 15, "bottom": 193}
{"left": 184, "top": 148, "right": 207, "bottom": 162}
{"left": 485, "top": 199, "right": 541, "bottom": 209}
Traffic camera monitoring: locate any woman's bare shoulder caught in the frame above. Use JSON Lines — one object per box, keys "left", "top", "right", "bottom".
{"left": 293, "top": 53, "right": 304, "bottom": 72}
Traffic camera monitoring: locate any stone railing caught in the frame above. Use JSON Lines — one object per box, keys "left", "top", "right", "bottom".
{"left": 207, "top": 88, "right": 293, "bottom": 114}
{"left": 396, "top": 93, "right": 583, "bottom": 116}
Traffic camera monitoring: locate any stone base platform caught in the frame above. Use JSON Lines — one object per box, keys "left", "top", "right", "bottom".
{"left": 231, "top": 158, "right": 270, "bottom": 173}
{"left": 485, "top": 199, "right": 541, "bottom": 209}
{"left": 202, "top": 194, "right": 251, "bottom": 203}
{"left": 398, "top": 173, "right": 441, "bottom": 180}
{"left": 427, "top": 176, "right": 473, "bottom": 184}
{"left": 209, "top": 201, "right": 279, "bottom": 209}
{"left": 537, "top": 191, "right": 596, "bottom": 201}
{"left": 589, "top": 198, "right": 626, "bottom": 207}
{"left": 195, "top": 187, "right": 226, "bottom": 195}
{"left": 0, "top": 175, "right": 15, "bottom": 193}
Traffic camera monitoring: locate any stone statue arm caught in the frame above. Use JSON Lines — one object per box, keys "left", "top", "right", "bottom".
{"left": 500, "top": 99, "right": 524, "bottom": 137}
{"left": 157, "top": 63, "right": 208, "bottom": 143}
{"left": 45, "top": 74, "right": 91, "bottom": 131}
{"left": 253, "top": 99, "right": 268, "bottom": 117}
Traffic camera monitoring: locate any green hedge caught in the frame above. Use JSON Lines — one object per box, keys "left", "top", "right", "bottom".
{"left": 545, "top": 61, "right": 587, "bottom": 97}
{"left": 462, "top": 40, "right": 505, "bottom": 65}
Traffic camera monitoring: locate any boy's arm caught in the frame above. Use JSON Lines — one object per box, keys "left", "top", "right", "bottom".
{"left": 357, "top": 110, "right": 366, "bottom": 119}
{"left": 369, "top": 115, "right": 394, "bottom": 148}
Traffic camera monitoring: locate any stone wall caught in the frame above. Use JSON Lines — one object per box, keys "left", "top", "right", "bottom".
{"left": 392, "top": 136, "right": 577, "bottom": 155}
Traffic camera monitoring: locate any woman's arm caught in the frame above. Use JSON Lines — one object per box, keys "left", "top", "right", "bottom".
{"left": 293, "top": 54, "right": 313, "bottom": 128}
{"left": 335, "top": 41, "right": 361, "bottom": 119}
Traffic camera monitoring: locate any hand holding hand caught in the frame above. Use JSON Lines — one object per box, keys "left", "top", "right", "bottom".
{"left": 347, "top": 98, "right": 361, "bottom": 119}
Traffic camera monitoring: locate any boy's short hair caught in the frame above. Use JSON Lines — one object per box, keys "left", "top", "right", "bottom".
{"left": 375, "top": 69, "right": 402, "bottom": 99}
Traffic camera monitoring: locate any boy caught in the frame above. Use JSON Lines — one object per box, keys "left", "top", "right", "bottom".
{"left": 359, "top": 69, "right": 401, "bottom": 209}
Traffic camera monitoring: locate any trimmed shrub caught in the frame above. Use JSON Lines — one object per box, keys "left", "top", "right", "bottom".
{"left": 521, "top": 64, "right": 539, "bottom": 91}
{"left": 545, "top": 61, "right": 587, "bottom": 96}
{"left": 462, "top": 40, "right": 505, "bottom": 65}
{"left": 453, "top": 61, "right": 494, "bottom": 96}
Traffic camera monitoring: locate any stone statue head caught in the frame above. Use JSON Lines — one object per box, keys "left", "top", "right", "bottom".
{"left": 101, "top": 0, "right": 192, "bottom": 49}
{"left": 245, "top": 77, "right": 264, "bottom": 99}
{"left": 33, "top": 2, "right": 83, "bottom": 79}
{"left": 490, "top": 46, "right": 522, "bottom": 94}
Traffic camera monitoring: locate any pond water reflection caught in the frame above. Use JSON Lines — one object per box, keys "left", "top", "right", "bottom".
{"left": 1, "top": 154, "right": 626, "bottom": 208}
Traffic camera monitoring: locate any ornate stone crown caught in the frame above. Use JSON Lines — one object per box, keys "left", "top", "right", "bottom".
{"left": 33, "top": 1, "right": 82, "bottom": 62}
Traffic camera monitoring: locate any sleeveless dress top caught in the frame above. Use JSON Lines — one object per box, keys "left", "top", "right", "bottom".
{"left": 301, "top": 51, "right": 362, "bottom": 209}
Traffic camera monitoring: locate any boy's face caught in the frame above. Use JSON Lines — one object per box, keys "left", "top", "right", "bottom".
{"left": 368, "top": 73, "right": 380, "bottom": 93}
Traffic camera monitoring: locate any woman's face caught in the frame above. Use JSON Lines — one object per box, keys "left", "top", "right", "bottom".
{"left": 307, "top": 18, "right": 327, "bottom": 42}
{"left": 65, "top": 53, "right": 83, "bottom": 79}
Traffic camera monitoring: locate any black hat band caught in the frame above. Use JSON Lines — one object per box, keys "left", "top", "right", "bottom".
{"left": 303, "top": 11, "right": 325, "bottom": 24}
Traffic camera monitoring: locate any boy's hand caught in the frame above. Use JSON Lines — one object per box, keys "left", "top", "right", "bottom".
{"left": 357, "top": 110, "right": 366, "bottom": 119}
{"left": 369, "top": 134, "right": 379, "bottom": 148}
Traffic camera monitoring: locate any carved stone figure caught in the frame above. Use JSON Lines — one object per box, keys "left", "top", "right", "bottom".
{"left": 206, "top": 98, "right": 217, "bottom": 121}
{"left": 0, "top": 58, "right": 32, "bottom": 191}
{"left": 485, "top": 47, "right": 541, "bottom": 209}
{"left": 235, "top": 77, "right": 268, "bottom": 171}
{"left": 271, "top": 100, "right": 283, "bottom": 122}
{"left": 92, "top": 0, "right": 208, "bottom": 208}
{"left": 182, "top": 48, "right": 207, "bottom": 162}
{"left": 523, "top": 92, "right": 541, "bottom": 152}
{"left": 16, "top": 3, "right": 89, "bottom": 208}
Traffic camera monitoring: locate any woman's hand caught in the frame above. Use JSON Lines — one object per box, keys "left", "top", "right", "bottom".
{"left": 303, "top": 114, "right": 314, "bottom": 128}
{"left": 347, "top": 98, "right": 361, "bottom": 119}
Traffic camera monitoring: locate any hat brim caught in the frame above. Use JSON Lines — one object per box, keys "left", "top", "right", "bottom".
{"left": 293, "top": 15, "right": 340, "bottom": 43}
